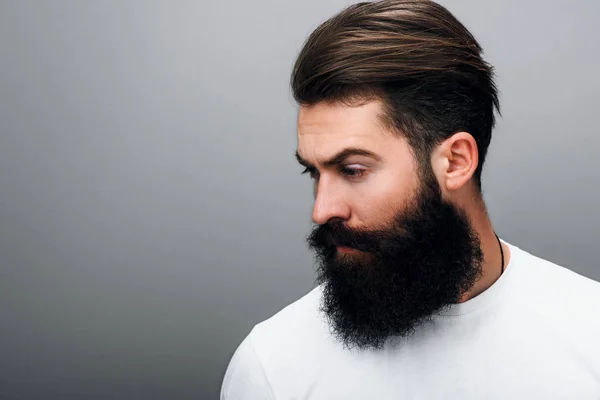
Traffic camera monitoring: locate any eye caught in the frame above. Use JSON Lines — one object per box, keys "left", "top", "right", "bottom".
{"left": 301, "top": 167, "right": 318, "bottom": 179}
{"left": 340, "top": 166, "right": 367, "bottom": 179}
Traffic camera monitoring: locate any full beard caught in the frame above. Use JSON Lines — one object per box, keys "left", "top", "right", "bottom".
{"left": 306, "top": 168, "right": 483, "bottom": 351}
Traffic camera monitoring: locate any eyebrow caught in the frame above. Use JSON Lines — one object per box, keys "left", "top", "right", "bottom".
{"left": 295, "top": 147, "right": 382, "bottom": 169}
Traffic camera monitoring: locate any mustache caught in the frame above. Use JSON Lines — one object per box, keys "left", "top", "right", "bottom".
{"left": 306, "top": 221, "right": 385, "bottom": 253}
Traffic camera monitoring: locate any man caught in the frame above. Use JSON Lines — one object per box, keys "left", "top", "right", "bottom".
{"left": 221, "top": 0, "right": 600, "bottom": 398}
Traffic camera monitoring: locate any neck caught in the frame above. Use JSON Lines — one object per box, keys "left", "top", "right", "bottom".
{"left": 456, "top": 196, "right": 510, "bottom": 303}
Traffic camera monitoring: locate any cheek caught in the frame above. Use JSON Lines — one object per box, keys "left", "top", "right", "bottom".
{"left": 351, "top": 168, "right": 416, "bottom": 226}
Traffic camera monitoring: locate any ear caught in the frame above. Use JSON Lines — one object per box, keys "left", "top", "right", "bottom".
{"left": 431, "top": 132, "right": 478, "bottom": 192}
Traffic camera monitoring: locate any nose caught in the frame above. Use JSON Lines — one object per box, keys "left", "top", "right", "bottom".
{"left": 311, "top": 178, "right": 350, "bottom": 225}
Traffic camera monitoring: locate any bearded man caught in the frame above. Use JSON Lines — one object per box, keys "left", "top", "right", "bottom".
{"left": 221, "top": 1, "right": 600, "bottom": 398}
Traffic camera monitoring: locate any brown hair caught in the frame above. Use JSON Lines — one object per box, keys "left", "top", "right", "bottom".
{"left": 291, "top": 0, "right": 500, "bottom": 192}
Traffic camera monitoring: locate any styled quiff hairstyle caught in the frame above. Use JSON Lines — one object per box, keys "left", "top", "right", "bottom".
{"left": 291, "top": 0, "right": 500, "bottom": 192}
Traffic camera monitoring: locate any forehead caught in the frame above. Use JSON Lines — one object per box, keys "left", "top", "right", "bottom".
{"left": 297, "top": 100, "right": 387, "bottom": 139}
{"left": 296, "top": 100, "right": 403, "bottom": 159}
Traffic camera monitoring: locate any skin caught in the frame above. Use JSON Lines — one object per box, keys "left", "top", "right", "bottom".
{"left": 296, "top": 99, "right": 510, "bottom": 303}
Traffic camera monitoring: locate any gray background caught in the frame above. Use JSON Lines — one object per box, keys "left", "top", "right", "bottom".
{"left": 0, "top": 0, "right": 598, "bottom": 399}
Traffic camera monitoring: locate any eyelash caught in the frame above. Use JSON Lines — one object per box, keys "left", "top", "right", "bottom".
{"left": 301, "top": 167, "right": 366, "bottom": 179}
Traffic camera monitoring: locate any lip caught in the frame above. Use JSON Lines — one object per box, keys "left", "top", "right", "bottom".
{"left": 336, "top": 245, "right": 357, "bottom": 253}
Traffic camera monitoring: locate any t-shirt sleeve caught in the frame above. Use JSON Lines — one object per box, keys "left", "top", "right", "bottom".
{"left": 220, "top": 331, "right": 276, "bottom": 400}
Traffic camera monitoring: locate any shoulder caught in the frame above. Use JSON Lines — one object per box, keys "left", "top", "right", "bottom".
{"left": 510, "top": 243, "right": 600, "bottom": 298}
{"left": 250, "top": 284, "right": 331, "bottom": 355}
{"left": 220, "top": 333, "right": 276, "bottom": 400}
{"left": 221, "top": 285, "right": 333, "bottom": 399}
{"left": 507, "top": 242, "right": 600, "bottom": 324}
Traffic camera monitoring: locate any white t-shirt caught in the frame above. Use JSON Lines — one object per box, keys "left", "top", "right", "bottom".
{"left": 221, "top": 240, "right": 600, "bottom": 399}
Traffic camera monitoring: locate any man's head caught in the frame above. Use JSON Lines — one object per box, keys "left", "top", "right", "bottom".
{"left": 292, "top": 0, "right": 499, "bottom": 193}
{"left": 292, "top": 0, "right": 499, "bottom": 350}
